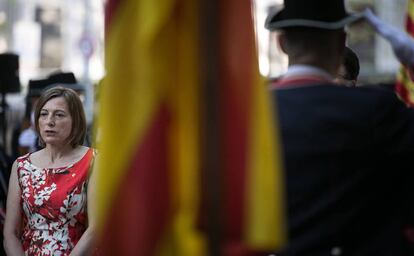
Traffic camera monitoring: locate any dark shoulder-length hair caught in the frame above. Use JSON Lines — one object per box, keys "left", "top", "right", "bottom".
{"left": 34, "top": 86, "right": 86, "bottom": 148}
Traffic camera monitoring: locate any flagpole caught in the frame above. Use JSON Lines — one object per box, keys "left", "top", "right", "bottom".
{"left": 200, "top": 0, "right": 223, "bottom": 254}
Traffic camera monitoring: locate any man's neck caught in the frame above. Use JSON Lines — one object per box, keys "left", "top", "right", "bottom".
{"left": 288, "top": 57, "right": 339, "bottom": 77}
{"left": 285, "top": 64, "right": 334, "bottom": 81}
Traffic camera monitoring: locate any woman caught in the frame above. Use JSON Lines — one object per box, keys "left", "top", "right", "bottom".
{"left": 3, "top": 86, "right": 96, "bottom": 256}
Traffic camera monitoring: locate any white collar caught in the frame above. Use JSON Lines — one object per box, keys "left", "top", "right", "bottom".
{"left": 284, "top": 64, "right": 334, "bottom": 81}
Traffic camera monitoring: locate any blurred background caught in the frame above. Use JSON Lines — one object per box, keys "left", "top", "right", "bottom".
{"left": 0, "top": 0, "right": 406, "bottom": 93}
{"left": 0, "top": 0, "right": 104, "bottom": 135}
{"left": 0, "top": 0, "right": 407, "bottom": 168}
{"left": 254, "top": 0, "right": 407, "bottom": 84}
{"left": 0, "top": 0, "right": 104, "bottom": 85}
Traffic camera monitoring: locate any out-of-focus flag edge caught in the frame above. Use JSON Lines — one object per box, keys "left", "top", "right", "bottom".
{"left": 245, "top": 3, "right": 286, "bottom": 250}
{"left": 97, "top": 0, "right": 285, "bottom": 254}
{"left": 216, "top": 0, "right": 287, "bottom": 252}
{"left": 157, "top": 0, "right": 207, "bottom": 253}
{"left": 245, "top": 66, "right": 286, "bottom": 250}
{"left": 97, "top": 0, "right": 172, "bottom": 231}
{"left": 396, "top": 0, "right": 414, "bottom": 106}
{"left": 96, "top": 0, "right": 206, "bottom": 255}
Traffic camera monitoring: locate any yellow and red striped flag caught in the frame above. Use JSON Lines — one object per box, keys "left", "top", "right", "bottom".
{"left": 95, "top": 0, "right": 286, "bottom": 254}
{"left": 97, "top": 0, "right": 205, "bottom": 255}
{"left": 396, "top": 0, "right": 414, "bottom": 106}
{"left": 212, "top": 0, "right": 286, "bottom": 254}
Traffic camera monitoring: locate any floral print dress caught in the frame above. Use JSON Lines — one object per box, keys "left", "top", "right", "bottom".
{"left": 17, "top": 148, "right": 94, "bottom": 256}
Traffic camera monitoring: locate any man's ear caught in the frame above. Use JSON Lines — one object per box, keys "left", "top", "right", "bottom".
{"left": 277, "top": 33, "right": 288, "bottom": 54}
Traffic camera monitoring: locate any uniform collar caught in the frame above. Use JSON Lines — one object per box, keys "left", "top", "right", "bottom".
{"left": 284, "top": 65, "right": 334, "bottom": 80}
{"left": 271, "top": 65, "right": 335, "bottom": 89}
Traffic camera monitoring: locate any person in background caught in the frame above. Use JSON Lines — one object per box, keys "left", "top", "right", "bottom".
{"left": 17, "top": 78, "right": 50, "bottom": 156}
{"left": 3, "top": 87, "right": 96, "bottom": 255}
{"left": 334, "top": 46, "right": 360, "bottom": 87}
{"left": 266, "top": 0, "right": 414, "bottom": 254}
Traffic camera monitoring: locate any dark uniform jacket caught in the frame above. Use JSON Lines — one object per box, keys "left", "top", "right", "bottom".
{"left": 273, "top": 83, "right": 414, "bottom": 255}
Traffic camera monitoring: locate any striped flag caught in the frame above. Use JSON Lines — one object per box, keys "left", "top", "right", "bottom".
{"left": 96, "top": 0, "right": 285, "bottom": 254}
{"left": 213, "top": 0, "right": 286, "bottom": 254}
{"left": 395, "top": 0, "right": 414, "bottom": 106}
{"left": 97, "top": 0, "right": 205, "bottom": 255}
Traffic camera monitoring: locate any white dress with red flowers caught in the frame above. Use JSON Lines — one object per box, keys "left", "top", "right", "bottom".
{"left": 17, "top": 148, "right": 94, "bottom": 256}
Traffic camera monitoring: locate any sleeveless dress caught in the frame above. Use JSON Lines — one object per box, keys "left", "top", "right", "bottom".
{"left": 16, "top": 148, "right": 94, "bottom": 256}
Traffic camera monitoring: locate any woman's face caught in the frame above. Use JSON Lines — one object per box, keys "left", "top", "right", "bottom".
{"left": 38, "top": 97, "right": 73, "bottom": 146}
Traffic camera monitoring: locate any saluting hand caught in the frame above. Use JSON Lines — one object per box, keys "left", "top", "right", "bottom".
{"left": 364, "top": 8, "right": 414, "bottom": 67}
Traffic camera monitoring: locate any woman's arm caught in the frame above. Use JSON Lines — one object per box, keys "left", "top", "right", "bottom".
{"left": 70, "top": 164, "right": 97, "bottom": 256}
{"left": 3, "top": 160, "right": 25, "bottom": 256}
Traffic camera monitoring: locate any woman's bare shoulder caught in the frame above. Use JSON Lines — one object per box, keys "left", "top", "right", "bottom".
{"left": 28, "top": 149, "right": 45, "bottom": 163}
{"left": 76, "top": 146, "right": 90, "bottom": 157}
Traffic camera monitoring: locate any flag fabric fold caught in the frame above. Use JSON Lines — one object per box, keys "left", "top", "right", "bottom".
{"left": 216, "top": 0, "right": 286, "bottom": 253}
{"left": 97, "top": 0, "right": 205, "bottom": 255}
{"left": 96, "top": 0, "right": 285, "bottom": 254}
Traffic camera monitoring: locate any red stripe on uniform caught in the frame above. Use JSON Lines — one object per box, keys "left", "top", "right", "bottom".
{"left": 270, "top": 76, "right": 332, "bottom": 89}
